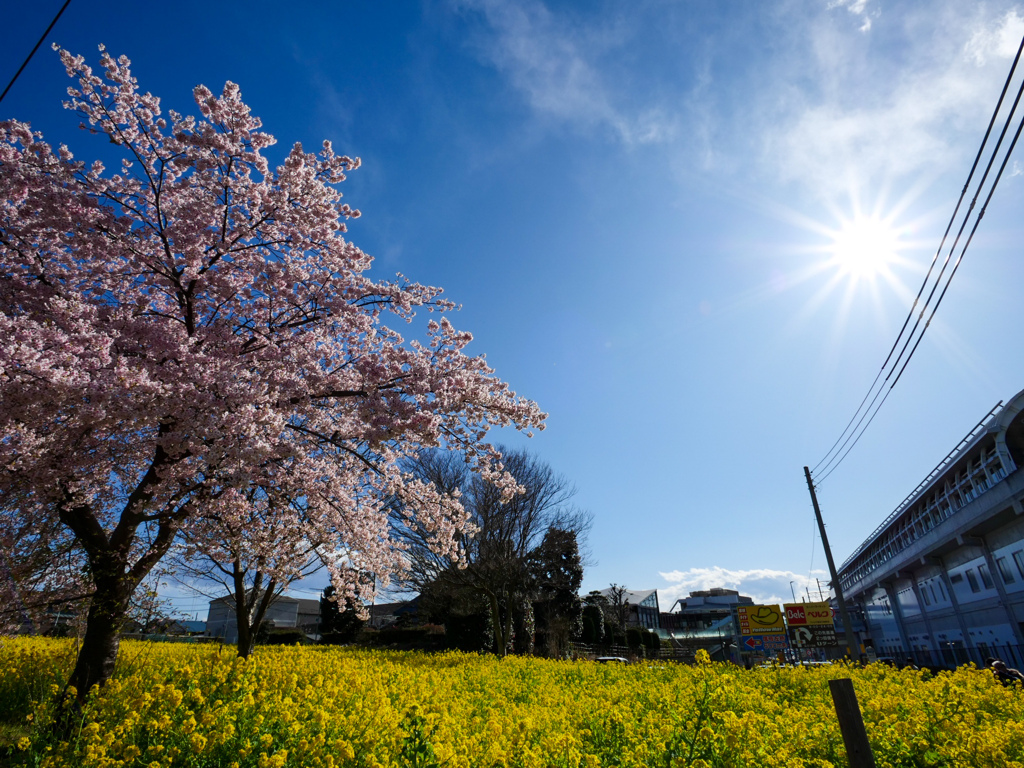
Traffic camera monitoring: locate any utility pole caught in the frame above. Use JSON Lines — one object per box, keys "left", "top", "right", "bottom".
{"left": 804, "top": 466, "right": 859, "bottom": 660}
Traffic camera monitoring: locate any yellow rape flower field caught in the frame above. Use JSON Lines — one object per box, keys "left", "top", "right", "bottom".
{"left": 2, "top": 638, "right": 1024, "bottom": 768}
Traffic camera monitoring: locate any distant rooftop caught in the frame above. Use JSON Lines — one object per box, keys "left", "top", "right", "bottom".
{"left": 689, "top": 588, "right": 740, "bottom": 598}
{"left": 669, "top": 587, "right": 754, "bottom": 613}
{"left": 598, "top": 587, "right": 658, "bottom": 606}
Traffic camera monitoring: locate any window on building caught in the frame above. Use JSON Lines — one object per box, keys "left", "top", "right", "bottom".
{"left": 997, "top": 557, "right": 1015, "bottom": 585}
{"left": 950, "top": 573, "right": 963, "bottom": 584}
{"left": 1013, "top": 550, "right": 1024, "bottom": 581}
{"left": 920, "top": 586, "right": 930, "bottom": 606}
{"left": 979, "top": 564, "right": 994, "bottom": 589}
{"left": 966, "top": 569, "right": 980, "bottom": 593}
{"left": 929, "top": 584, "right": 938, "bottom": 603}
{"left": 938, "top": 580, "right": 947, "bottom": 600}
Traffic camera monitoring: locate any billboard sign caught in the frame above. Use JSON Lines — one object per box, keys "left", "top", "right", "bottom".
{"left": 743, "top": 634, "right": 791, "bottom": 652}
{"left": 737, "top": 605, "right": 786, "bottom": 635}
{"left": 784, "top": 602, "right": 834, "bottom": 627}
{"left": 789, "top": 625, "right": 839, "bottom": 648}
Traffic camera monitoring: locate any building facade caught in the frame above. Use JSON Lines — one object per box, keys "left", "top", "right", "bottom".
{"left": 206, "top": 594, "right": 321, "bottom": 644}
{"left": 659, "top": 588, "right": 755, "bottom": 661}
{"left": 836, "top": 388, "right": 1024, "bottom": 667}
{"left": 598, "top": 587, "right": 661, "bottom": 630}
{"left": 663, "top": 588, "right": 754, "bottom": 633}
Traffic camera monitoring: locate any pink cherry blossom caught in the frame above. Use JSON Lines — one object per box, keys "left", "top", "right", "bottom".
{"left": 0, "top": 47, "right": 545, "bottom": 700}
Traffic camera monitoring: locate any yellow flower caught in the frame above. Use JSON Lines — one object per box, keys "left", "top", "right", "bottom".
{"left": 5, "top": 637, "right": 1024, "bottom": 768}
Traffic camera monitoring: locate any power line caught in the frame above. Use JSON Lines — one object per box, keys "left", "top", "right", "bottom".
{"left": 812, "top": 33, "right": 1024, "bottom": 482}
{"left": 0, "top": 0, "right": 73, "bottom": 106}
{"left": 889, "top": 90, "right": 1024, "bottom": 390}
{"left": 814, "top": 32, "right": 1024, "bottom": 477}
{"left": 815, "top": 383, "right": 891, "bottom": 482}
{"left": 813, "top": 34, "right": 1024, "bottom": 478}
{"left": 816, "top": 387, "right": 893, "bottom": 484}
{"left": 884, "top": 59, "right": 1024, "bottom": 389}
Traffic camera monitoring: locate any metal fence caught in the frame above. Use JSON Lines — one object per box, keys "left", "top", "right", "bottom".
{"left": 569, "top": 641, "right": 714, "bottom": 663}
{"left": 901, "top": 643, "right": 1024, "bottom": 670}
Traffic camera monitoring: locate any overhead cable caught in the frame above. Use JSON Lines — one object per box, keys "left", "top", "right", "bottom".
{"left": 889, "top": 105, "right": 1024, "bottom": 390}
{"left": 812, "top": 32, "right": 1024, "bottom": 482}
{"left": 0, "top": 0, "right": 73, "bottom": 106}
{"left": 811, "top": 35, "right": 1023, "bottom": 476}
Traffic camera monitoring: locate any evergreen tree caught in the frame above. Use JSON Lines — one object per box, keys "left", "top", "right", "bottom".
{"left": 530, "top": 528, "right": 584, "bottom": 657}
{"left": 319, "top": 585, "right": 365, "bottom": 644}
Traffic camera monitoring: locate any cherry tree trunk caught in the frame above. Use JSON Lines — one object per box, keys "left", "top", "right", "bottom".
{"left": 67, "top": 576, "right": 133, "bottom": 701}
{"left": 487, "top": 593, "right": 505, "bottom": 656}
{"left": 234, "top": 583, "right": 255, "bottom": 659}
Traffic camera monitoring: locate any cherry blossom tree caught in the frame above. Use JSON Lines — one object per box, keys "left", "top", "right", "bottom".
{"left": 164, "top": 483, "right": 328, "bottom": 657}
{"left": 0, "top": 47, "right": 544, "bottom": 701}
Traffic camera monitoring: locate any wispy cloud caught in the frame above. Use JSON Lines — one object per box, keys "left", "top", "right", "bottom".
{"left": 764, "top": 6, "right": 1024, "bottom": 198}
{"left": 965, "top": 9, "right": 1024, "bottom": 65}
{"left": 658, "top": 566, "right": 831, "bottom": 607}
{"left": 449, "top": 0, "right": 1024, "bottom": 201}
{"left": 452, "top": 0, "right": 676, "bottom": 145}
{"left": 828, "top": 0, "right": 878, "bottom": 33}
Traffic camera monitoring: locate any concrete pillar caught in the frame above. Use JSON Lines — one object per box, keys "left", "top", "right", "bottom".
{"left": 881, "top": 581, "right": 910, "bottom": 655}
{"left": 995, "top": 433, "right": 1018, "bottom": 476}
{"left": 909, "top": 579, "right": 941, "bottom": 657}
{"left": 972, "top": 535, "right": 1024, "bottom": 648}
{"left": 936, "top": 564, "right": 975, "bottom": 652}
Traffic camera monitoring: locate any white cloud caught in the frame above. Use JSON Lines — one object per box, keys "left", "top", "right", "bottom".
{"left": 452, "top": 0, "right": 675, "bottom": 145}
{"left": 765, "top": 5, "right": 1024, "bottom": 198}
{"left": 450, "top": 0, "right": 1024, "bottom": 200}
{"left": 828, "top": 0, "right": 877, "bottom": 33}
{"left": 657, "top": 566, "right": 831, "bottom": 607}
{"left": 964, "top": 9, "right": 1024, "bottom": 65}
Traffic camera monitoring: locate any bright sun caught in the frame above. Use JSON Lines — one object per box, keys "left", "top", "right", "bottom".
{"left": 829, "top": 215, "right": 901, "bottom": 279}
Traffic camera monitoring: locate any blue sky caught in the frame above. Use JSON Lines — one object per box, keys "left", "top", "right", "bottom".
{"left": 5, "top": 0, "right": 1024, "bottom": 615}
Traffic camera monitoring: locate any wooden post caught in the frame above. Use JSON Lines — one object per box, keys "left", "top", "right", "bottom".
{"left": 828, "top": 678, "right": 876, "bottom": 768}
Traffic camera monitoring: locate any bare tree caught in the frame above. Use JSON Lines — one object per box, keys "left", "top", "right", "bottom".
{"left": 606, "top": 584, "right": 631, "bottom": 631}
{"left": 393, "top": 447, "right": 591, "bottom": 655}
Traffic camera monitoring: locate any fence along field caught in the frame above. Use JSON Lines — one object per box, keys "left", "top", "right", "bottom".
{"left": 2, "top": 638, "right": 1024, "bottom": 768}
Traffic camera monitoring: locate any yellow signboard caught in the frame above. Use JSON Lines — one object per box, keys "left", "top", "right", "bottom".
{"left": 737, "top": 604, "right": 785, "bottom": 635}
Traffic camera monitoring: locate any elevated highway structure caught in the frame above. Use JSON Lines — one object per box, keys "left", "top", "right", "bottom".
{"left": 836, "top": 388, "right": 1024, "bottom": 667}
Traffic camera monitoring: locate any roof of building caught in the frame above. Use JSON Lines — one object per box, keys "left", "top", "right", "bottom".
{"left": 208, "top": 592, "right": 319, "bottom": 613}
{"left": 669, "top": 588, "right": 754, "bottom": 613}
{"left": 599, "top": 587, "right": 658, "bottom": 606}
{"left": 368, "top": 599, "right": 418, "bottom": 619}
{"left": 690, "top": 588, "right": 740, "bottom": 597}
